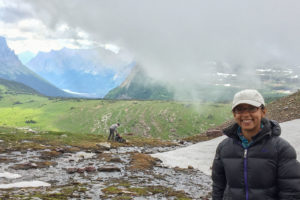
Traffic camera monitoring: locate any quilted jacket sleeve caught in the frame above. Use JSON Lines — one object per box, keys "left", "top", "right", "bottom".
{"left": 277, "top": 138, "right": 300, "bottom": 199}
{"left": 212, "top": 142, "right": 226, "bottom": 200}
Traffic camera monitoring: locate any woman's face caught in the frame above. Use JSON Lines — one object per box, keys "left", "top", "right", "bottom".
{"left": 233, "top": 104, "right": 266, "bottom": 135}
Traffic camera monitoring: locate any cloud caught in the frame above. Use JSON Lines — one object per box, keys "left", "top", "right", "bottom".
{"left": 3, "top": 0, "right": 300, "bottom": 98}
{"left": 0, "top": 0, "right": 33, "bottom": 23}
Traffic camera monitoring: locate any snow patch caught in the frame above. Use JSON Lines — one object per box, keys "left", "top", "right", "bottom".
{"left": 0, "top": 181, "right": 50, "bottom": 189}
{"left": 0, "top": 172, "right": 22, "bottom": 179}
{"left": 152, "top": 119, "right": 300, "bottom": 175}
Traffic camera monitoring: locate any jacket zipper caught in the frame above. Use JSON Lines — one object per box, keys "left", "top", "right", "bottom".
{"left": 244, "top": 149, "right": 249, "bottom": 200}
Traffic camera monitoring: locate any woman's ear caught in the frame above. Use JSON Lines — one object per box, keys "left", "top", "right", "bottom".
{"left": 261, "top": 107, "right": 267, "bottom": 117}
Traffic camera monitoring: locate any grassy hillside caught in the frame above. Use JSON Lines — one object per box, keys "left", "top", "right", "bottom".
{"left": 105, "top": 66, "right": 174, "bottom": 100}
{"left": 0, "top": 82, "right": 232, "bottom": 139}
{"left": 0, "top": 77, "right": 41, "bottom": 96}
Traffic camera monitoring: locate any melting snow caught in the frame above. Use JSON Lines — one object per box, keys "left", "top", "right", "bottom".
{"left": 152, "top": 119, "right": 300, "bottom": 176}
{"left": 0, "top": 172, "right": 21, "bottom": 179}
{"left": 0, "top": 181, "right": 50, "bottom": 189}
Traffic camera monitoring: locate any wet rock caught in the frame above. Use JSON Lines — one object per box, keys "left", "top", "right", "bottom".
{"left": 65, "top": 147, "right": 81, "bottom": 153}
{"left": 77, "top": 168, "right": 85, "bottom": 173}
{"left": 97, "top": 165, "right": 121, "bottom": 172}
{"left": 11, "top": 161, "right": 57, "bottom": 170}
{"left": 85, "top": 166, "right": 96, "bottom": 172}
{"left": 188, "top": 165, "right": 194, "bottom": 169}
{"left": 0, "top": 157, "right": 13, "bottom": 163}
{"left": 55, "top": 148, "right": 66, "bottom": 153}
{"left": 40, "top": 150, "right": 62, "bottom": 159}
{"left": 66, "top": 168, "right": 77, "bottom": 174}
{"left": 108, "top": 157, "right": 122, "bottom": 163}
{"left": 11, "top": 162, "right": 38, "bottom": 170}
{"left": 94, "top": 149, "right": 104, "bottom": 153}
{"left": 36, "top": 161, "right": 58, "bottom": 168}
{"left": 96, "top": 142, "right": 111, "bottom": 151}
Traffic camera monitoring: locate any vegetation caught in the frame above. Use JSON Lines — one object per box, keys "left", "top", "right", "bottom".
{"left": 0, "top": 126, "right": 178, "bottom": 153}
{"left": 102, "top": 181, "right": 192, "bottom": 200}
{"left": 105, "top": 66, "right": 174, "bottom": 100}
{"left": 0, "top": 80, "right": 232, "bottom": 139}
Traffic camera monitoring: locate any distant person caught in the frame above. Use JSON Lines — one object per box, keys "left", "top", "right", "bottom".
{"left": 108, "top": 123, "right": 120, "bottom": 141}
{"left": 212, "top": 89, "right": 300, "bottom": 200}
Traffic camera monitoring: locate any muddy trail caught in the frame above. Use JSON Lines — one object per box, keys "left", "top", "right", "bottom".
{"left": 0, "top": 140, "right": 212, "bottom": 200}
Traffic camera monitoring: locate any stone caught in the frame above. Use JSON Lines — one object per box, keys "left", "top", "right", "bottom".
{"left": 96, "top": 142, "right": 111, "bottom": 151}
{"left": 85, "top": 166, "right": 96, "bottom": 172}
{"left": 11, "top": 163, "right": 37, "bottom": 170}
{"left": 10, "top": 161, "right": 57, "bottom": 170}
{"left": 40, "top": 151, "right": 62, "bottom": 159}
{"left": 66, "top": 168, "right": 77, "bottom": 174}
{"left": 97, "top": 165, "right": 121, "bottom": 172}
{"left": 108, "top": 157, "right": 122, "bottom": 163}
{"left": 77, "top": 168, "right": 85, "bottom": 173}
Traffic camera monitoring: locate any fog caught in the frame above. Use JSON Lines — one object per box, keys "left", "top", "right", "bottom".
{"left": 2, "top": 0, "right": 300, "bottom": 99}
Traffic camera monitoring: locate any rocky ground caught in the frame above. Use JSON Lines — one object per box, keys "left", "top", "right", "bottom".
{"left": 266, "top": 90, "right": 300, "bottom": 123}
{"left": 0, "top": 140, "right": 212, "bottom": 200}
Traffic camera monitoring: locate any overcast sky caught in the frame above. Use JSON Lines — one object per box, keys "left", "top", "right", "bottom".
{"left": 1, "top": 0, "right": 300, "bottom": 97}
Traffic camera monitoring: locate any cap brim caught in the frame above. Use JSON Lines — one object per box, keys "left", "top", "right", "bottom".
{"left": 232, "top": 100, "right": 262, "bottom": 110}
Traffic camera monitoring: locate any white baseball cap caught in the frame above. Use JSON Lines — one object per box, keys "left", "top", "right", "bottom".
{"left": 232, "top": 89, "right": 265, "bottom": 110}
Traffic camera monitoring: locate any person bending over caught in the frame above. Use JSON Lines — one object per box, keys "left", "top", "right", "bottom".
{"left": 108, "top": 123, "right": 120, "bottom": 141}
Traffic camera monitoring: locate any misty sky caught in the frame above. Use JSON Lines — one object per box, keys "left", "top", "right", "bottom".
{"left": 1, "top": 0, "right": 300, "bottom": 96}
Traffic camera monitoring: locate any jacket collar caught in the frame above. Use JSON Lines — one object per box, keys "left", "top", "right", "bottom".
{"left": 223, "top": 118, "right": 281, "bottom": 142}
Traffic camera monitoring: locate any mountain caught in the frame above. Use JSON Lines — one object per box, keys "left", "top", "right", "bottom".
{"left": 104, "top": 66, "right": 174, "bottom": 100}
{"left": 17, "top": 51, "right": 36, "bottom": 65}
{"left": 0, "top": 36, "right": 73, "bottom": 97}
{"left": 105, "top": 61, "right": 300, "bottom": 101}
{"left": 26, "top": 47, "right": 133, "bottom": 98}
{"left": 0, "top": 77, "right": 41, "bottom": 96}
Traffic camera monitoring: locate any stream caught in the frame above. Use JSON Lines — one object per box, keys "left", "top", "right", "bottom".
{"left": 0, "top": 143, "right": 212, "bottom": 199}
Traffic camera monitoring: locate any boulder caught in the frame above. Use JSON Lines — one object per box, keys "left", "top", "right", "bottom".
{"left": 96, "top": 142, "right": 111, "bottom": 151}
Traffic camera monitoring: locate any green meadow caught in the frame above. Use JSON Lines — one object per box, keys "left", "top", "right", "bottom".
{"left": 0, "top": 83, "right": 232, "bottom": 140}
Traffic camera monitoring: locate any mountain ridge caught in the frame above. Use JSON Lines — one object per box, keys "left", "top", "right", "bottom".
{"left": 26, "top": 47, "right": 133, "bottom": 97}
{"left": 105, "top": 66, "right": 174, "bottom": 100}
{"left": 0, "top": 36, "right": 73, "bottom": 97}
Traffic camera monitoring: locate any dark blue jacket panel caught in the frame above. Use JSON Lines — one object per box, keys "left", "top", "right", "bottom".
{"left": 212, "top": 119, "right": 300, "bottom": 200}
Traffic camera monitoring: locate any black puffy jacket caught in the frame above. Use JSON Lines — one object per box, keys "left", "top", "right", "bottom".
{"left": 212, "top": 118, "right": 300, "bottom": 200}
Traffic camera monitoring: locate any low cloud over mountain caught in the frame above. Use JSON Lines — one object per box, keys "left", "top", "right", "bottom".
{"left": 26, "top": 47, "right": 134, "bottom": 98}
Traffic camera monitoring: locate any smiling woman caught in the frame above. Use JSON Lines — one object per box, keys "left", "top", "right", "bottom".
{"left": 212, "top": 89, "right": 300, "bottom": 200}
